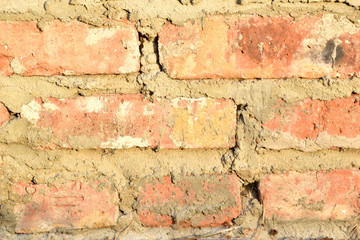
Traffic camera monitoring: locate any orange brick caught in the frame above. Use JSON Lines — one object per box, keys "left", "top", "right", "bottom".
{"left": 137, "top": 174, "right": 242, "bottom": 227}
{"left": 0, "top": 102, "right": 9, "bottom": 126}
{"left": 0, "top": 55, "right": 12, "bottom": 75}
{"left": 259, "top": 169, "right": 360, "bottom": 221}
{"left": 13, "top": 181, "right": 119, "bottom": 233}
{"left": 20, "top": 95, "right": 236, "bottom": 149}
{"left": 262, "top": 95, "right": 360, "bottom": 150}
{"left": 0, "top": 20, "right": 140, "bottom": 76}
{"left": 159, "top": 15, "right": 360, "bottom": 79}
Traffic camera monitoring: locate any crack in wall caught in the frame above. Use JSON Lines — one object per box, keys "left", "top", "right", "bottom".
{"left": 0, "top": 0, "right": 360, "bottom": 238}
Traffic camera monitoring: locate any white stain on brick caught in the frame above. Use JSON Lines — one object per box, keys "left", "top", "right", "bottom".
{"left": 63, "top": 70, "right": 75, "bottom": 75}
{"left": 117, "top": 29, "right": 140, "bottom": 73}
{"left": 170, "top": 97, "right": 207, "bottom": 108}
{"left": 21, "top": 100, "right": 42, "bottom": 124}
{"left": 143, "top": 104, "right": 154, "bottom": 116}
{"left": 117, "top": 101, "right": 133, "bottom": 117}
{"left": 100, "top": 136, "right": 149, "bottom": 149}
{"left": 10, "top": 58, "right": 26, "bottom": 74}
{"left": 76, "top": 97, "right": 104, "bottom": 113}
{"left": 43, "top": 102, "right": 59, "bottom": 111}
{"left": 260, "top": 124, "right": 360, "bottom": 152}
{"left": 86, "top": 28, "right": 117, "bottom": 46}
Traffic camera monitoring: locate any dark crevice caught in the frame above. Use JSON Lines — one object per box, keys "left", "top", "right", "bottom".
{"left": 154, "top": 35, "right": 163, "bottom": 72}
{"left": 138, "top": 32, "right": 147, "bottom": 73}
{"left": 242, "top": 181, "right": 260, "bottom": 201}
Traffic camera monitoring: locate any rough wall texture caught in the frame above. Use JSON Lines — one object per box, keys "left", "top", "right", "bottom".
{"left": 1, "top": 0, "right": 360, "bottom": 239}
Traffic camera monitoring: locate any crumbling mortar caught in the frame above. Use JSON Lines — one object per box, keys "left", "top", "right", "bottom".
{"left": 0, "top": 1, "right": 359, "bottom": 24}
{"left": 1, "top": 1, "right": 360, "bottom": 238}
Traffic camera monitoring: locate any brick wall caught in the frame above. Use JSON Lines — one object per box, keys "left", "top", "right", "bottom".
{"left": 1, "top": 0, "right": 360, "bottom": 239}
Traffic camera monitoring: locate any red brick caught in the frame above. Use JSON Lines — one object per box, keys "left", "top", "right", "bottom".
{"left": 259, "top": 169, "right": 360, "bottom": 221}
{"left": 13, "top": 180, "right": 119, "bottom": 233}
{"left": 20, "top": 95, "right": 236, "bottom": 149}
{"left": 262, "top": 95, "right": 360, "bottom": 150}
{"left": 137, "top": 174, "right": 242, "bottom": 227}
{"left": 0, "top": 55, "right": 12, "bottom": 75}
{"left": 159, "top": 15, "right": 360, "bottom": 79}
{"left": 0, "top": 102, "right": 9, "bottom": 126}
{"left": 0, "top": 20, "right": 139, "bottom": 76}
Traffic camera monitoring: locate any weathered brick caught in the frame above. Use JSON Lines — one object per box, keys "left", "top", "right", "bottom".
{"left": 137, "top": 174, "right": 242, "bottom": 227}
{"left": 0, "top": 56, "right": 12, "bottom": 75}
{"left": 20, "top": 95, "right": 236, "bottom": 149}
{"left": 13, "top": 180, "right": 119, "bottom": 233}
{"left": 0, "top": 20, "right": 140, "bottom": 76}
{"left": 0, "top": 102, "right": 9, "bottom": 126}
{"left": 159, "top": 15, "right": 360, "bottom": 79}
{"left": 259, "top": 169, "right": 360, "bottom": 221}
{"left": 261, "top": 95, "right": 360, "bottom": 151}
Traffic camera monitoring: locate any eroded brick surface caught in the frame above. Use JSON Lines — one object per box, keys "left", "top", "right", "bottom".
{"left": 0, "top": 102, "right": 9, "bottom": 126}
{"left": 13, "top": 180, "right": 119, "bottom": 233}
{"left": 261, "top": 95, "right": 360, "bottom": 150}
{"left": 137, "top": 174, "right": 242, "bottom": 227}
{"left": 159, "top": 15, "right": 360, "bottom": 79}
{"left": 0, "top": 20, "right": 140, "bottom": 76}
{"left": 259, "top": 169, "right": 360, "bottom": 221}
{"left": 20, "top": 95, "right": 236, "bottom": 149}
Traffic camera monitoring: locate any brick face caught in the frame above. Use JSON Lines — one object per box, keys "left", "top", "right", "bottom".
{"left": 20, "top": 95, "right": 236, "bottom": 149}
{"left": 159, "top": 15, "right": 360, "bottom": 79}
{"left": 0, "top": 102, "right": 9, "bottom": 126}
{"left": 137, "top": 174, "right": 242, "bottom": 227}
{"left": 0, "top": 20, "right": 140, "bottom": 76}
{"left": 1, "top": 6, "right": 360, "bottom": 237}
{"left": 259, "top": 169, "right": 360, "bottom": 221}
{"left": 13, "top": 181, "right": 119, "bottom": 233}
{"left": 261, "top": 95, "right": 360, "bottom": 150}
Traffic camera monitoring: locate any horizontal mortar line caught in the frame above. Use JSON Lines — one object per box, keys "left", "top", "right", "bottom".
{"left": 0, "top": 142, "right": 231, "bottom": 153}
